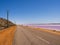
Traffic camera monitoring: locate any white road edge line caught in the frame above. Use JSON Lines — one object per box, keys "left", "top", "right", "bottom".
{"left": 36, "top": 36, "right": 50, "bottom": 44}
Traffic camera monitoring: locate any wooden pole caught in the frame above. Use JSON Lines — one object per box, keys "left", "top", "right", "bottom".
{"left": 7, "top": 10, "right": 9, "bottom": 27}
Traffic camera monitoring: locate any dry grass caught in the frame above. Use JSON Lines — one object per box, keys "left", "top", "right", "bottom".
{"left": 0, "top": 26, "right": 16, "bottom": 45}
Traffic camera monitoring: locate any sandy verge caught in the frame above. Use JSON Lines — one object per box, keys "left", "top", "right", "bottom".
{"left": 0, "top": 26, "right": 16, "bottom": 45}
{"left": 34, "top": 28, "right": 60, "bottom": 35}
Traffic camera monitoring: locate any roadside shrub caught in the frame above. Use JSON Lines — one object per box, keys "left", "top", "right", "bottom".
{"left": 53, "top": 30, "right": 56, "bottom": 32}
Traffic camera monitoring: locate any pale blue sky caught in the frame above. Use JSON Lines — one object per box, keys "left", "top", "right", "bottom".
{"left": 0, "top": 0, "right": 60, "bottom": 24}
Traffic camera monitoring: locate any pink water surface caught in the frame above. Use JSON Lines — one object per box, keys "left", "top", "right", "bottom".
{"left": 34, "top": 25, "right": 60, "bottom": 31}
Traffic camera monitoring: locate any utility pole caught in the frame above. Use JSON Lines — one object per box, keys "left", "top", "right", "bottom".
{"left": 7, "top": 10, "right": 9, "bottom": 28}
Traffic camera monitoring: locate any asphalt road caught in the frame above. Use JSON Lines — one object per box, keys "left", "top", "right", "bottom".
{"left": 13, "top": 26, "right": 60, "bottom": 45}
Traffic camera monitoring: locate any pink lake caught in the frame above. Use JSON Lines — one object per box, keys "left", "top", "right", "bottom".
{"left": 34, "top": 25, "right": 60, "bottom": 31}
